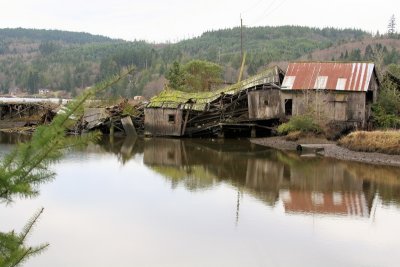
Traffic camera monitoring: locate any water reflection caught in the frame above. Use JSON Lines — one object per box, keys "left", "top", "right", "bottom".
{"left": 129, "top": 138, "right": 400, "bottom": 218}
{"left": 2, "top": 135, "right": 400, "bottom": 267}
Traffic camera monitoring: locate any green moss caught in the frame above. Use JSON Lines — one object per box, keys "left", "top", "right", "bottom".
{"left": 147, "top": 66, "right": 280, "bottom": 111}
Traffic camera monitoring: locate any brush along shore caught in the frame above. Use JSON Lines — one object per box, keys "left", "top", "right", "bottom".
{"left": 338, "top": 130, "right": 400, "bottom": 155}
{"left": 251, "top": 130, "right": 400, "bottom": 167}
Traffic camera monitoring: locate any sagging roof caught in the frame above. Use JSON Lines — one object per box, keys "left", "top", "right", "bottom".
{"left": 282, "top": 62, "right": 377, "bottom": 92}
{"left": 147, "top": 66, "right": 284, "bottom": 111}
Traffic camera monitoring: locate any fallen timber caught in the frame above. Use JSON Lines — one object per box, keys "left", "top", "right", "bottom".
{"left": 0, "top": 101, "right": 56, "bottom": 133}
{"left": 0, "top": 98, "right": 145, "bottom": 136}
{"left": 145, "top": 66, "right": 285, "bottom": 138}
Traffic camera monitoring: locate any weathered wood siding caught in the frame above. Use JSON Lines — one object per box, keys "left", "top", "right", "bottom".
{"left": 248, "top": 89, "right": 283, "bottom": 120}
{"left": 280, "top": 90, "right": 368, "bottom": 126}
{"left": 143, "top": 138, "right": 183, "bottom": 166}
{"left": 144, "top": 108, "right": 183, "bottom": 136}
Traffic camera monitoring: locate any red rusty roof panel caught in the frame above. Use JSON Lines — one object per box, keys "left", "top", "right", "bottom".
{"left": 282, "top": 62, "right": 376, "bottom": 92}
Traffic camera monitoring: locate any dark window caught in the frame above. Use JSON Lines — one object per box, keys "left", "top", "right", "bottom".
{"left": 285, "top": 99, "right": 293, "bottom": 116}
{"left": 168, "top": 114, "right": 175, "bottom": 123}
{"left": 167, "top": 151, "right": 175, "bottom": 160}
{"left": 264, "top": 99, "right": 269, "bottom": 106}
{"left": 366, "top": 90, "right": 373, "bottom": 104}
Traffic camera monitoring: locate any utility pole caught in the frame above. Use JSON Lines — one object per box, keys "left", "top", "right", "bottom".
{"left": 240, "top": 15, "right": 243, "bottom": 63}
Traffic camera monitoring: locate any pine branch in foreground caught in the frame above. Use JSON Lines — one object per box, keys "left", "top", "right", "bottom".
{"left": 0, "top": 208, "right": 49, "bottom": 267}
{"left": 0, "top": 66, "right": 135, "bottom": 202}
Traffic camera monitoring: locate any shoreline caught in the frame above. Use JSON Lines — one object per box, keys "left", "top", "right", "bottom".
{"left": 250, "top": 136, "right": 400, "bottom": 167}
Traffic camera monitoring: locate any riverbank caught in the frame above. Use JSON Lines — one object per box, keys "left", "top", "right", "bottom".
{"left": 250, "top": 136, "right": 400, "bottom": 167}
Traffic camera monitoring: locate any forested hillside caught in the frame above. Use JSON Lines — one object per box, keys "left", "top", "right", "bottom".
{"left": 0, "top": 26, "right": 398, "bottom": 98}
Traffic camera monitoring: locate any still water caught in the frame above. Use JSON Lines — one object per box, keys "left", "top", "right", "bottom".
{"left": 1, "top": 134, "right": 400, "bottom": 267}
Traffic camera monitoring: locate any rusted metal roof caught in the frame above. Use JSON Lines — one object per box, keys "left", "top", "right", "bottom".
{"left": 282, "top": 62, "right": 376, "bottom": 91}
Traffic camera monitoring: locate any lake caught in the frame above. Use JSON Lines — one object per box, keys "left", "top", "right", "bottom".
{"left": 1, "top": 134, "right": 400, "bottom": 267}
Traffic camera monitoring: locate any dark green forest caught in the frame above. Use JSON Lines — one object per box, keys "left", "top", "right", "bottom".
{"left": 0, "top": 26, "right": 399, "bottom": 98}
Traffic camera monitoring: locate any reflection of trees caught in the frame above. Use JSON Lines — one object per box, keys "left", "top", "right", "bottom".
{"left": 137, "top": 138, "right": 400, "bottom": 215}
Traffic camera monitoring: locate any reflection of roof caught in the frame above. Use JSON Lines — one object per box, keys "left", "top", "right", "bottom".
{"left": 282, "top": 62, "right": 376, "bottom": 91}
{"left": 147, "top": 66, "right": 283, "bottom": 111}
{"left": 280, "top": 190, "right": 370, "bottom": 217}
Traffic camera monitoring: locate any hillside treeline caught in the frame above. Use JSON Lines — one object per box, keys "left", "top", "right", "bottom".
{"left": 0, "top": 26, "right": 399, "bottom": 98}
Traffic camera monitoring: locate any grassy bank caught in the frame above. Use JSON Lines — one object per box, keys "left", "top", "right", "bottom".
{"left": 338, "top": 130, "right": 400, "bottom": 155}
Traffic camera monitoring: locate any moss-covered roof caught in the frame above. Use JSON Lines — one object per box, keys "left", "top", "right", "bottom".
{"left": 147, "top": 66, "right": 283, "bottom": 111}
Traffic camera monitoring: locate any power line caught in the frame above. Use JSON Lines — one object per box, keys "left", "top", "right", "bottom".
{"left": 241, "top": 0, "right": 265, "bottom": 15}
{"left": 248, "top": 0, "right": 289, "bottom": 26}
{"left": 248, "top": 0, "right": 279, "bottom": 25}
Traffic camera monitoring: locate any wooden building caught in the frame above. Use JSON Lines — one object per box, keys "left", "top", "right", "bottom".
{"left": 280, "top": 62, "right": 380, "bottom": 128}
{"left": 144, "top": 66, "right": 284, "bottom": 137}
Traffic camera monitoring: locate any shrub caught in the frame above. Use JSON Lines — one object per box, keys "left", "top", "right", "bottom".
{"left": 372, "top": 78, "right": 400, "bottom": 129}
{"left": 277, "top": 115, "right": 321, "bottom": 135}
{"left": 338, "top": 130, "right": 400, "bottom": 154}
{"left": 373, "top": 105, "right": 400, "bottom": 129}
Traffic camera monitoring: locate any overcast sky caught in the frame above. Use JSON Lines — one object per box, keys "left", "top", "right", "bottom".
{"left": 1, "top": 0, "right": 399, "bottom": 43}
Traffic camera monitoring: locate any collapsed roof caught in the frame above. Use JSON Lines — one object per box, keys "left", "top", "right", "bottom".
{"left": 147, "top": 66, "right": 284, "bottom": 111}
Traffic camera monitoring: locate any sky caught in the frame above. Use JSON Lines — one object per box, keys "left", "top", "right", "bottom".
{"left": 1, "top": 0, "right": 399, "bottom": 43}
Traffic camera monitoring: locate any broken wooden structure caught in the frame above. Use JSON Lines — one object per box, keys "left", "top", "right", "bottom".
{"left": 0, "top": 101, "right": 56, "bottom": 133}
{"left": 79, "top": 100, "right": 144, "bottom": 136}
{"left": 0, "top": 98, "right": 145, "bottom": 136}
{"left": 145, "top": 66, "right": 285, "bottom": 137}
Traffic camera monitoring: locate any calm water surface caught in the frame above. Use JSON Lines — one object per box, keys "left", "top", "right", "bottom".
{"left": 1, "top": 134, "right": 400, "bottom": 267}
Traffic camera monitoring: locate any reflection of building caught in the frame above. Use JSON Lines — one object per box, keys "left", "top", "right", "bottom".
{"left": 280, "top": 190, "right": 370, "bottom": 217}
{"left": 137, "top": 138, "right": 400, "bottom": 215}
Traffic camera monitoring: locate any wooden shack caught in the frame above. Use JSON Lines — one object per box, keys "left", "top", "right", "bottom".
{"left": 247, "top": 66, "right": 285, "bottom": 120}
{"left": 144, "top": 108, "right": 183, "bottom": 136}
{"left": 280, "top": 62, "right": 379, "bottom": 128}
{"left": 144, "top": 66, "right": 284, "bottom": 137}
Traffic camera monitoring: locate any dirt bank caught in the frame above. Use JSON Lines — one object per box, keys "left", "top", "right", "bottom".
{"left": 250, "top": 136, "right": 400, "bottom": 167}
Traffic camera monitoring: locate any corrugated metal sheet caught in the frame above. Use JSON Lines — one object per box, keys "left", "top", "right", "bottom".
{"left": 282, "top": 62, "right": 375, "bottom": 91}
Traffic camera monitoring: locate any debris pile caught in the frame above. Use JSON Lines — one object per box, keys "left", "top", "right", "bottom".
{"left": 0, "top": 102, "right": 56, "bottom": 134}
{"left": 78, "top": 100, "right": 145, "bottom": 136}
{"left": 0, "top": 99, "right": 145, "bottom": 136}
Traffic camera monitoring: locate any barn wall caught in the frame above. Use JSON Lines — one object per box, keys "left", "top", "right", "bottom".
{"left": 144, "top": 108, "right": 183, "bottom": 136}
{"left": 280, "top": 90, "right": 367, "bottom": 125}
{"left": 248, "top": 89, "right": 283, "bottom": 120}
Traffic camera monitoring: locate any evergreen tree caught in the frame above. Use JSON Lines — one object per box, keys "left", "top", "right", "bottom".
{"left": 349, "top": 48, "right": 362, "bottom": 61}
{"left": 388, "top": 15, "right": 396, "bottom": 37}
{"left": 166, "top": 61, "right": 185, "bottom": 89}
{"left": 364, "top": 45, "right": 375, "bottom": 61}
{"left": 26, "top": 70, "right": 39, "bottom": 94}
{"left": 344, "top": 50, "right": 349, "bottom": 59}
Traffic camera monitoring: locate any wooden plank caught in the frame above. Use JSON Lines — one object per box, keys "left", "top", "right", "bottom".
{"left": 121, "top": 116, "right": 137, "bottom": 137}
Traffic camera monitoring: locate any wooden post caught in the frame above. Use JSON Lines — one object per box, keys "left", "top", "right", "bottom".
{"left": 251, "top": 126, "right": 256, "bottom": 138}
{"left": 109, "top": 118, "right": 114, "bottom": 144}
{"left": 121, "top": 116, "right": 137, "bottom": 137}
{"left": 217, "top": 124, "right": 224, "bottom": 138}
{"left": 181, "top": 105, "right": 192, "bottom": 136}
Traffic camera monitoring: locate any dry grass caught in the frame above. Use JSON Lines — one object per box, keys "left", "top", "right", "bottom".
{"left": 339, "top": 130, "right": 400, "bottom": 155}
{"left": 285, "top": 131, "right": 303, "bottom": 141}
